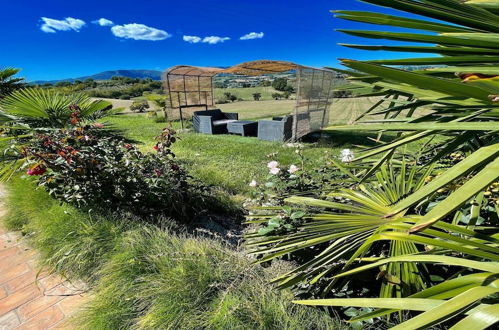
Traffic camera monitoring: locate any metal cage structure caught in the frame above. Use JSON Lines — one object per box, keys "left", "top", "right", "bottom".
{"left": 163, "top": 60, "right": 338, "bottom": 140}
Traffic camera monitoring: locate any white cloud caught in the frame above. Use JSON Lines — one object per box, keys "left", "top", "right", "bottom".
{"left": 240, "top": 32, "right": 264, "bottom": 40}
{"left": 202, "top": 36, "right": 230, "bottom": 44}
{"left": 40, "top": 17, "right": 86, "bottom": 33}
{"left": 93, "top": 18, "right": 114, "bottom": 26}
{"left": 111, "top": 23, "right": 171, "bottom": 41}
{"left": 183, "top": 35, "right": 201, "bottom": 43}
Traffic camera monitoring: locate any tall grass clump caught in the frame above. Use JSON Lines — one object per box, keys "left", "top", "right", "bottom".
{"left": 4, "top": 177, "right": 127, "bottom": 283}
{"left": 80, "top": 227, "right": 340, "bottom": 329}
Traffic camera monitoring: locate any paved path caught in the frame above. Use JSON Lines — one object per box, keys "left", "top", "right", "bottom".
{"left": 0, "top": 188, "right": 88, "bottom": 330}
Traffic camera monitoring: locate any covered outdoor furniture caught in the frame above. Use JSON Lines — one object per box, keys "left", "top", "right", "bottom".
{"left": 257, "top": 116, "right": 293, "bottom": 142}
{"left": 227, "top": 121, "right": 258, "bottom": 137}
{"left": 164, "top": 60, "right": 338, "bottom": 141}
{"left": 193, "top": 109, "right": 238, "bottom": 135}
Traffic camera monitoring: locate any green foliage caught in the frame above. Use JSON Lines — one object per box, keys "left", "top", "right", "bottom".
{"left": 0, "top": 88, "right": 113, "bottom": 128}
{"left": 23, "top": 125, "right": 196, "bottom": 218}
{"left": 250, "top": 0, "right": 499, "bottom": 328}
{"left": 272, "top": 92, "right": 284, "bottom": 100}
{"left": 222, "top": 92, "right": 238, "bottom": 103}
{"left": 79, "top": 228, "right": 339, "bottom": 330}
{"left": 272, "top": 77, "right": 294, "bottom": 92}
{"left": 260, "top": 80, "right": 271, "bottom": 87}
{"left": 0, "top": 67, "right": 25, "bottom": 98}
{"left": 40, "top": 76, "right": 164, "bottom": 100}
{"left": 130, "top": 100, "right": 150, "bottom": 113}
{"left": 2, "top": 177, "right": 340, "bottom": 330}
{"left": 247, "top": 149, "right": 351, "bottom": 207}
{"left": 252, "top": 92, "right": 262, "bottom": 101}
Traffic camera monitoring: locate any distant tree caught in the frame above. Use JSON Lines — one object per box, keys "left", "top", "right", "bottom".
{"left": 272, "top": 92, "right": 283, "bottom": 100}
{"left": 55, "top": 81, "right": 72, "bottom": 87}
{"left": 229, "top": 94, "right": 238, "bottom": 102}
{"left": 223, "top": 92, "right": 232, "bottom": 99}
{"left": 260, "top": 80, "right": 271, "bottom": 87}
{"left": 109, "top": 90, "right": 122, "bottom": 99}
{"left": 84, "top": 78, "right": 97, "bottom": 88}
{"left": 283, "top": 91, "right": 292, "bottom": 99}
{"left": 272, "top": 78, "right": 288, "bottom": 91}
{"left": 0, "top": 68, "right": 25, "bottom": 98}
{"left": 253, "top": 92, "right": 262, "bottom": 101}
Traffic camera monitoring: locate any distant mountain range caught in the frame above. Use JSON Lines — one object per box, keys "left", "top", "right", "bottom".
{"left": 31, "top": 70, "right": 163, "bottom": 85}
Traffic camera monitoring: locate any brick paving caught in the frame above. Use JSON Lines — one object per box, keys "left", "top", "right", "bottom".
{"left": 0, "top": 188, "right": 88, "bottom": 330}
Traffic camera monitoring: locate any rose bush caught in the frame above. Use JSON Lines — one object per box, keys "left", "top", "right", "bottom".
{"left": 247, "top": 149, "right": 353, "bottom": 207}
{"left": 22, "top": 119, "right": 197, "bottom": 218}
{"left": 246, "top": 149, "right": 356, "bottom": 236}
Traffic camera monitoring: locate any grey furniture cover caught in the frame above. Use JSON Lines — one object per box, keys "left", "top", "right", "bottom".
{"left": 227, "top": 121, "right": 258, "bottom": 137}
{"left": 192, "top": 109, "right": 239, "bottom": 134}
{"left": 257, "top": 116, "right": 293, "bottom": 142}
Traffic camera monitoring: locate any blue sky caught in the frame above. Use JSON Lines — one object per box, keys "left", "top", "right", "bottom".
{"left": 0, "top": 0, "right": 423, "bottom": 81}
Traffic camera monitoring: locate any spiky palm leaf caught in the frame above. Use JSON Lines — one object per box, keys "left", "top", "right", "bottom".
{"left": 0, "top": 68, "right": 25, "bottom": 98}
{"left": 247, "top": 0, "right": 499, "bottom": 328}
{"left": 0, "top": 88, "right": 114, "bottom": 128}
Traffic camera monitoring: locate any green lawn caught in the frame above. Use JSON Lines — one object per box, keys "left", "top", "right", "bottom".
{"left": 106, "top": 96, "right": 432, "bottom": 196}
{"left": 107, "top": 108, "right": 388, "bottom": 195}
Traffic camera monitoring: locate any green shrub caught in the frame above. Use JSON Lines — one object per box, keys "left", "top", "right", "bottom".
{"left": 130, "top": 100, "right": 149, "bottom": 113}
{"left": 271, "top": 92, "right": 283, "bottom": 100}
{"left": 23, "top": 125, "right": 194, "bottom": 218}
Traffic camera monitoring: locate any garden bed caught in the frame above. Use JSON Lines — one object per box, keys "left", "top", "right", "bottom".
{"left": 1, "top": 178, "right": 342, "bottom": 329}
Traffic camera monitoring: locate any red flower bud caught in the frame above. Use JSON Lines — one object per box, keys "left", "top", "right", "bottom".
{"left": 26, "top": 165, "right": 46, "bottom": 176}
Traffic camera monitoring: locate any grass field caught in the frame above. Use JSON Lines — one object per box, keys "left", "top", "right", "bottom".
{"left": 101, "top": 95, "right": 386, "bottom": 124}
{"left": 214, "top": 86, "right": 283, "bottom": 101}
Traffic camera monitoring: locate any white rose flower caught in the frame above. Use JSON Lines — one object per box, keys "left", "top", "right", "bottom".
{"left": 288, "top": 165, "right": 299, "bottom": 173}
{"left": 267, "top": 161, "right": 279, "bottom": 169}
{"left": 269, "top": 167, "right": 280, "bottom": 175}
{"left": 249, "top": 180, "right": 258, "bottom": 187}
{"left": 340, "top": 149, "right": 355, "bottom": 163}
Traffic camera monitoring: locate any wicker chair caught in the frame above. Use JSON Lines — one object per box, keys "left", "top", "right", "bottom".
{"left": 257, "top": 116, "right": 293, "bottom": 142}
{"left": 192, "top": 109, "right": 239, "bottom": 134}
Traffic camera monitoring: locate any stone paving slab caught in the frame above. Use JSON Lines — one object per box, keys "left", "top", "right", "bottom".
{"left": 0, "top": 188, "right": 88, "bottom": 330}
